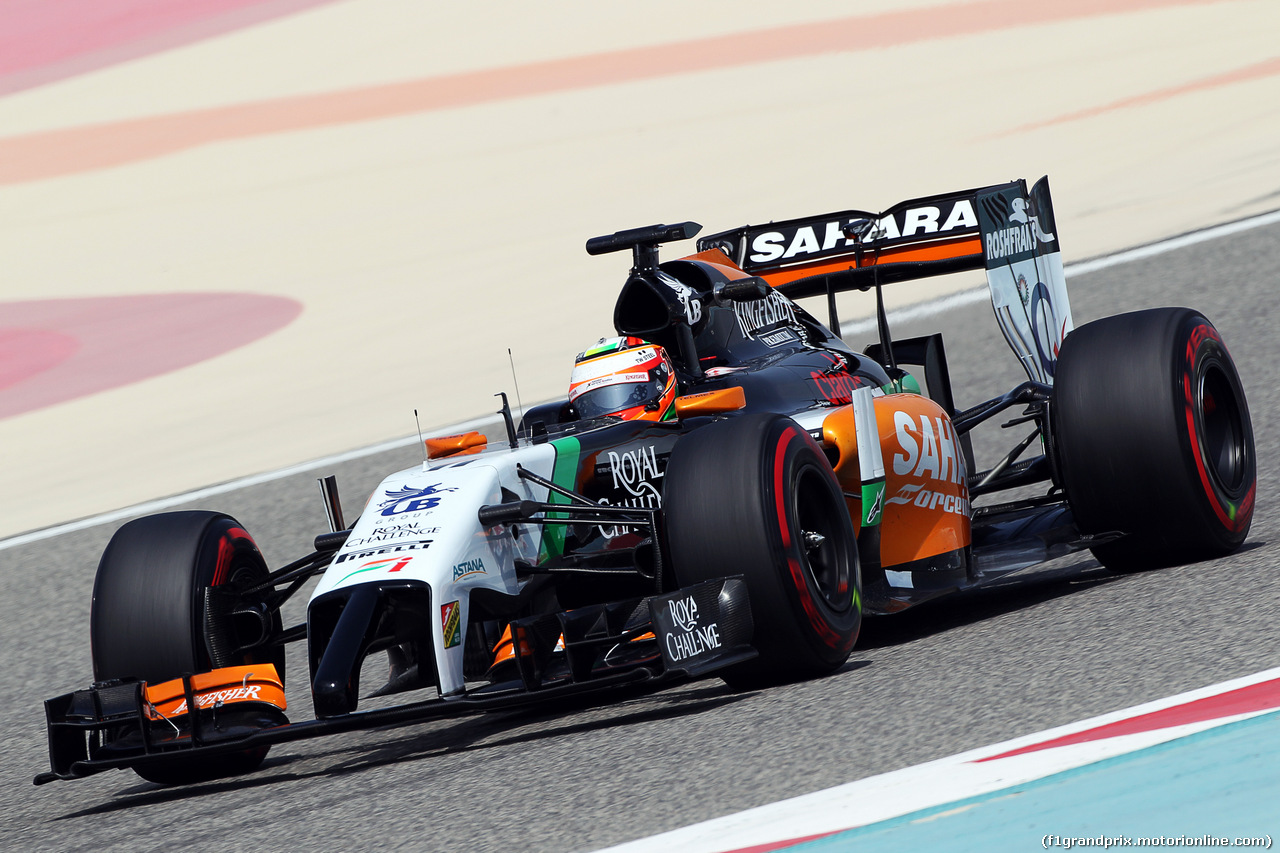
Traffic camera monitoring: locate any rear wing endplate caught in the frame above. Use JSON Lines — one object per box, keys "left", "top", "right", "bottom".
{"left": 697, "top": 177, "right": 1074, "bottom": 383}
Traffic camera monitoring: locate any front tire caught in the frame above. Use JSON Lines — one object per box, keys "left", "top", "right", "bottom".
{"left": 91, "top": 511, "right": 284, "bottom": 784}
{"left": 1053, "top": 308, "right": 1255, "bottom": 571}
{"left": 664, "top": 413, "right": 861, "bottom": 687}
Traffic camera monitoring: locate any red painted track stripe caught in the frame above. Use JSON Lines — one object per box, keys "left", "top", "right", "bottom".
{"left": 1004, "top": 54, "right": 1280, "bottom": 135}
{"left": 0, "top": 0, "right": 1240, "bottom": 184}
{"left": 976, "top": 677, "right": 1280, "bottom": 761}
{"left": 0, "top": 0, "right": 342, "bottom": 96}
{"left": 0, "top": 328, "right": 79, "bottom": 391}
{"left": 721, "top": 830, "right": 841, "bottom": 853}
{"left": 0, "top": 294, "right": 301, "bottom": 419}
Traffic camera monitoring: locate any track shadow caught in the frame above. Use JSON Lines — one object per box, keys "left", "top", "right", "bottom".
{"left": 857, "top": 557, "right": 1121, "bottom": 650}
{"left": 857, "top": 540, "right": 1272, "bottom": 650}
{"left": 1224, "top": 540, "right": 1268, "bottom": 558}
{"left": 53, "top": 681, "right": 748, "bottom": 819}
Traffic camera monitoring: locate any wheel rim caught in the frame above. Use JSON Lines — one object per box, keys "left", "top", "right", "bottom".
{"left": 1197, "top": 360, "right": 1248, "bottom": 495}
{"left": 792, "top": 464, "right": 853, "bottom": 613}
{"left": 227, "top": 563, "right": 274, "bottom": 662}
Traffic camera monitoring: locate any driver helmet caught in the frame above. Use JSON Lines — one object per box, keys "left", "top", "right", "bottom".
{"left": 568, "top": 336, "right": 677, "bottom": 421}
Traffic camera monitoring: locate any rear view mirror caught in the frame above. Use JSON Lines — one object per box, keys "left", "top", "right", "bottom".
{"left": 716, "top": 276, "right": 770, "bottom": 302}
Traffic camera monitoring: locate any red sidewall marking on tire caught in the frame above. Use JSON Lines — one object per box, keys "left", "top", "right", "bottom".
{"left": 212, "top": 525, "right": 254, "bottom": 586}
{"left": 1182, "top": 325, "right": 1249, "bottom": 532}
{"left": 773, "top": 428, "right": 842, "bottom": 650}
{"left": 774, "top": 429, "right": 795, "bottom": 551}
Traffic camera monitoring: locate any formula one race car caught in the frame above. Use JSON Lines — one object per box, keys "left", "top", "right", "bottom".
{"left": 36, "top": 177, "right": 1255, "bottom": 786}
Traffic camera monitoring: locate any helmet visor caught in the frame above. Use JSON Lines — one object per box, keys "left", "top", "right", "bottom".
{"left": 573, "top": 376, "right": 665, "bottom": 419}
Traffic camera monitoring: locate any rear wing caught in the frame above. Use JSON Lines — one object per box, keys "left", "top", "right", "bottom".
{"left": 697, "top": 177, "right": 1073, "bottom": 384}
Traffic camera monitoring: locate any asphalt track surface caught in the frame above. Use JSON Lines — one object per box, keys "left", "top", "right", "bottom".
{"left": 3, "top": 218, "right": 1277, "bottom": 851}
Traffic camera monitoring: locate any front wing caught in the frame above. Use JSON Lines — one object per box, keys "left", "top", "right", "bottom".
{"left": 36, "top": 576, "right": 753, "bottom": 784}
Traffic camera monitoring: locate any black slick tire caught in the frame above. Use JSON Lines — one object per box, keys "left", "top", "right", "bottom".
{"left": 664, "top": 413, "right": 860, "bottom": 687}
{"left": 91, "top": 511, "right": 284, "bottom": 784}
{"left": 1053, "top": 308, "right": 1255, "bottom": 571}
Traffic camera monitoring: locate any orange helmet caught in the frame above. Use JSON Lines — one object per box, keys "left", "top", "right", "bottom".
{"left": 568, "top": 337, "right": 677, "bottom": 421}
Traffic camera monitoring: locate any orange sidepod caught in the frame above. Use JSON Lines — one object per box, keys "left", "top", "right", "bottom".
{"left": 143, "top": 663, "right": 286, "bottom": 720}
{"left": 823, "top": 394, "right": 971, "bottom": 570}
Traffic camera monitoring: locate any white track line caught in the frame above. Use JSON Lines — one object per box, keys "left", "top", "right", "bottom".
{"left": 597, "top": 665, "right": 1280, "bottom": 853}
{"left": 0, "top": 411, "right": 509, "bottom": 551}
{"left": 3, "top": 208, "right": 1278, "bottom": 552}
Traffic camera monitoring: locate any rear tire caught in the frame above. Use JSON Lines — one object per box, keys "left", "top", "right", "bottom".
{"left": 664, "top": 413, "right": 860, "bottom": 687}
{"left": 91, "top": 511, "right": 284, "bottom": 784}
{"left": 1053, "top": 308, "right": 1255, "bottom": 571}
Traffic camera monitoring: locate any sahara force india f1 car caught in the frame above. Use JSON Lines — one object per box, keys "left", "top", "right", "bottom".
{"left": 36, "top": 177, "right": 1256, "bottom": 786}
